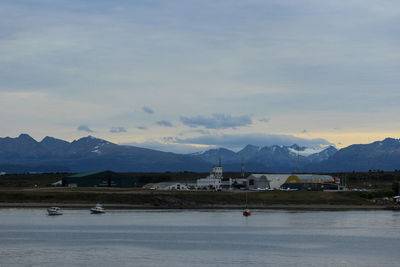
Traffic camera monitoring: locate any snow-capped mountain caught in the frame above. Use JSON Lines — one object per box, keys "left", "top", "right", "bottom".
{"left": 194, "top": 144, "right": 338, "bottom": 172}
{"left": 1, "top": 134, "right": 399, "bottom": 173}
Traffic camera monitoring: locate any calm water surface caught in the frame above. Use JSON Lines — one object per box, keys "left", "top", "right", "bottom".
{"left": 0, "top": 209, "right": 399, "bottom": 266}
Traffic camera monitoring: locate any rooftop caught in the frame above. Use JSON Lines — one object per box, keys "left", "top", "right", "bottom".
{"left": 68, "top": 170, "right": 109, "bottom": 178}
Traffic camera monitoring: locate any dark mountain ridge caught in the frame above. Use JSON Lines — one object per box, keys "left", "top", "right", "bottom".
{"left": 0, "top": 134, "right": 211, "bottom": 173}
{"left": 307, "top": 138, "right": 400, "bottom": 172}
{"left": 0, "top": 134, "right": 399, "bottom": 173}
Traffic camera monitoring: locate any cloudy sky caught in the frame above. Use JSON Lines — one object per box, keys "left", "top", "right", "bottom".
{"left": 1, "top": 0, "right": 399, "bottom": 153}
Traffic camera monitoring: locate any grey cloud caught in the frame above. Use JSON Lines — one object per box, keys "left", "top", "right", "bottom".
{"left": 142, "top": 106, "right": 154, "bottom": 114}
{"left": 110, "top": 127, "right": 127, "bottom": 133}
{"left": 171, "top": 133, "right": 333, "bottom": 151}
{"left": 180, "top": 114, "right": 252, "bottom": 129}
{"left": 156, "top": 120, "right": 174, "bottom": 127}
{"left": 136, "top": 126, "right": 148, "bottom": 130}
{"left": 3, "top": 0, "right": 400, "bottom": 142}
{"left": 259, "top": 118, "right": 270, "bottom": 123}
{"left": 77, "top": 125, "right": 94, "bottom": 133}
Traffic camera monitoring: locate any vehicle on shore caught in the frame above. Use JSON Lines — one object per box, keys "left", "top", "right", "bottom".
{"left": 47, "top": 207, "right": 63, "bottom": 216}
{"left": 90, "top": 203, "right": 105, "bottom": 214}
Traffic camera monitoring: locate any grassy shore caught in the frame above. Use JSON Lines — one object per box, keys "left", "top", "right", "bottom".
{"left": 0, "top": 187, "right": 387, "bottom": 210}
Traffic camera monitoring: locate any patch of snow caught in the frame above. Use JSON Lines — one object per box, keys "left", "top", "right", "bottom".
{"left": 91, "top": 149, "right": 101, "bottom": 154}
{"left": 191, "top": 151, "right": 206, "bottom": 156}
{"left": 288, "top": 147, "right": 326, "bottom": 156}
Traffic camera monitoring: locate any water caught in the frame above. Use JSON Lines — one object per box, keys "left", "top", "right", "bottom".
{"left": 1, "top": 209, "right": 399, "bottom": 266}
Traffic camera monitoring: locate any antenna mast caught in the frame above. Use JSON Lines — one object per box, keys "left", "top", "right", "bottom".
{"left": 241, "top": 156, "right": 245, "bottom": 178}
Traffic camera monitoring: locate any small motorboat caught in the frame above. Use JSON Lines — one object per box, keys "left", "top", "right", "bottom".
{"left": 47, "top": 207, "right": 63, "bottom": 216}
{"left": 243, "top": 208, "right": 251, "bottom": 217}
{"left": 90, "top": 203, "right": 105, "bottom": 214}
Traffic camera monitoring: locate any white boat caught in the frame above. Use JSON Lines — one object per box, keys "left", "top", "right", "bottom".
{"left": 90, "top": 203, "right": 105, "bottom": 214}
{"left": 47, "top": 207, "right": 63, "bottom": 216}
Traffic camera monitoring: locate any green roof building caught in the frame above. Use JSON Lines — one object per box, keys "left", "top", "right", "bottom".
{"left": 62, "top": 170, "right": 137, "bottom": 188}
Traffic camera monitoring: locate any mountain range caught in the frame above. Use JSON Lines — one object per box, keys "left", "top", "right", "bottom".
{"left": 0, "top": 134, "right": 399, "bottom": 173}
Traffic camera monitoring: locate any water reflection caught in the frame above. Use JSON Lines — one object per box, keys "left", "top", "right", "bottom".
{"left": 0, "top": 209, "right": 399, "bottom": 266}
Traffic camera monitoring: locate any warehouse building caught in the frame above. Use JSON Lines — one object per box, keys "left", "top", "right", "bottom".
{"left": 246, "top": 174, "right": 335, "bottom": 191}
{"left": 246, "top": 174, "right": 288, "bottom": 190}
{"left": 62, "top": 170, "right": 137, "bottom": 188}
{"left": 280, "top": 174, "right": 335, "bottom": 190}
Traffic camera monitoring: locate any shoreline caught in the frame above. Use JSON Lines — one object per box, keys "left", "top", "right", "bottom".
{"left": 0, "top": 202, "right": 393, "bottom": 211}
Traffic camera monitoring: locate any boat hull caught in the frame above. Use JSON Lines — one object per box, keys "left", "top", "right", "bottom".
{"left": 90, "top": 209, "right": 105, "bottom": 214}
{"left": 47, "top": 207, "right": 63, "bottom": 216}
{"left": 243, "top": 210, "right": 251, "bottom": 217}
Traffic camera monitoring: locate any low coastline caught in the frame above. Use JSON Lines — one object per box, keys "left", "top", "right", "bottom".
{"left": 0, "top": 188, "right": 394, "bottom": 211}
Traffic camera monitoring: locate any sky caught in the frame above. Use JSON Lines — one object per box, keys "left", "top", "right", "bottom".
{"left": 1, "top": 0, "right": 400, "bottom": 153}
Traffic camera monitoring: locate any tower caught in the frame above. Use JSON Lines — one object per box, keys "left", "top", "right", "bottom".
{"left": 213, "top": 157, "right": 223, "bottom": 179}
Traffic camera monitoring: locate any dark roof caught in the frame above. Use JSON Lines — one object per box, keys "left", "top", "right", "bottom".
{"left": 68, "top": 170, "right": 109, "bottom": 178}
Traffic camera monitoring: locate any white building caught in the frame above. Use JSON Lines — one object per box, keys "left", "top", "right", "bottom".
{"left": 142, "top": 182, "right": 190, "bottom": 190}
{"left": 247, "top": 174, "right": 290, "bottom": 190}
{"left": 197, "top": 166, "right": 223, "bottom": 190}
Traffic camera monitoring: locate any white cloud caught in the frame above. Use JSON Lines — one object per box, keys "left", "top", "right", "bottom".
{"left": 171, "top": 133, "right": 333, "bottom": 151}
{"left": 123, "top": 132, "right": 333, "bottom": 153}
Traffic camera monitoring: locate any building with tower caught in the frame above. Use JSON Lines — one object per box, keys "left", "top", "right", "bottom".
{"left": 196, "top": 159, "right": 223, "bottom": 190}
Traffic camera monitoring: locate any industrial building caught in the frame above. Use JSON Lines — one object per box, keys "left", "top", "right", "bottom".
{"left": 62, "top": 170, "right": 137, "bottom": 188}
{"left": 280, "top": 174, "right": 335, "bottom": 190}
{"left": 246, "top": 174, "right": 335, "bottom": 191}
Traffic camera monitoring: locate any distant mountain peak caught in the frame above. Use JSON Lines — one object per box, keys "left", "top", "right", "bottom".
{"left": 244, "top": 144, "right": 259, "bottom": 149}
{"left": 42, "top": 136, "right": 54, "bottom": 141}
{"left": 40, "top": 136, "right": 70, "bottom": 145}
{"left": 73, "top": 136, "right": 112, "bottom": 144}
{"left": 238, "top": 144, "right": 260, "bottom": 154}
{"left": 41, "top": 136, "right": 61, "bottom": 142}
{"left": 381, "top": 138, "right": 400, "bottom": 144}
{"left": 18, "top": 133, "right": 36, "bottom": 142}
{"left": 289, "top": 144, "right": 306, "bottom": 151}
